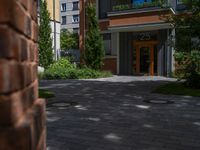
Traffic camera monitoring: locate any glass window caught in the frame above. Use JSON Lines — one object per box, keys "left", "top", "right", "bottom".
{"left": 103, "top": 33, "right": 112, "bottom": 55}
{"left": 61, "top": 16, "right": 67, "bottom": 25}
{"left": 133, "top": 0, "right": 152, "bottom": 5}
{"left": 61, "top": 3, "right": 66, "bottom": 12}
{"left": 72, "top": 15, "right": 79, "bottom": 23}
{"left": 99, "top": 0, "right": 111, "bottom": 19}
{"left": 73, "top": 1, "right": 79, "bottom": 10}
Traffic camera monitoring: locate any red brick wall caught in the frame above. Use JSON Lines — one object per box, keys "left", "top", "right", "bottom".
{"left": 99, "top": 21, "right": 109, "bottom": 31}
{"left": 103, "top": 58, "right": 117, "bottom": 74}
{"left": 0, "top": 0, "right": 46, "bottom": 149}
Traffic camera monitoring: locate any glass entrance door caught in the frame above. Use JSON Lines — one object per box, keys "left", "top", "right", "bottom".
{"left": 134, "top": 40, "right": 157, "bottom": 76}
{"left": 140, "top": 47, "right": 150, "bottom": 74}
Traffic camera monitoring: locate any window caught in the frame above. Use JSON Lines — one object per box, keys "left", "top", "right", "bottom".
{"left": 133, "top": 0, "right": 152, "bottom": 5}
{"left": 73, "top": 28, "right": 79, "bottom": 33}
{"left": 72, "top": 15, "right": 79, "bottom": 23}
{"left": 99, "top": 0, "right": 111, "bottom": 19}
{"left": 177, "top": 0, "right": 183, "bottom": 4}
{"left": 61, "top": 3, "right": 66, "bottom": 12}
{"left": 72, "top": 1, "right": 79, "bottom": 10}
{"left": 61, "top": 16, "right": 66, "bottom": 25}
{"left": 103, "top": 33, "right": 111, "bottom": 55}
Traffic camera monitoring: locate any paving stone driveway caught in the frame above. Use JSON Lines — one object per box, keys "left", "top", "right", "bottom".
{"left": 40, "top": 76, "right": 200, "bottom": 150}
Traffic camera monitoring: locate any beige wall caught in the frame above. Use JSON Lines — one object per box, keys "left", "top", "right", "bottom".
{"left": 47, "top": 0, "right": 60, "bottom": 22}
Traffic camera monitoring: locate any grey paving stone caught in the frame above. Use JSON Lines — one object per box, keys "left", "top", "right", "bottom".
{"left": 40, "top": 76, "right": 200, "bottom": 150}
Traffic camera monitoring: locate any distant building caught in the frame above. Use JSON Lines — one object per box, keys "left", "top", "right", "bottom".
{"left": 46, "top": 0, "right": 61, "bottom": 60}
{"left": 60, "top": 0, "right": 80, "bottom": 33}
{"left": 80, "top": 0, "right": 185, "bottom": 76}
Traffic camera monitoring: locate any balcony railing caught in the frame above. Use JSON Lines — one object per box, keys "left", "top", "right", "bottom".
{"left": 111, "top": 0, "right": 169, "bottom": 12}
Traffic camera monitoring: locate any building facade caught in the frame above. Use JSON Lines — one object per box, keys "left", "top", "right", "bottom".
{"left": 47, "top": 0, "right": 61, "bottom": 60}
{"left": 80, "top": 0, "right": 184, "bottom": 76}
{"left": 60, "top": 0, "right": 80, "bottom": 33}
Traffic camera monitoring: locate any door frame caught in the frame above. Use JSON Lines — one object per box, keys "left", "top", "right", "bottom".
{"left": 133, "top": 40, "right": 158, "bottom": 76}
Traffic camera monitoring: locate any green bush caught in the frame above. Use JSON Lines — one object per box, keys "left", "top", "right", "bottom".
{"left": 113, "top": 4, "right": 130, "bottom": 11}
{"left": 42, "top": 58, "right": 112, "bottom": 80}
{"left": 174, "top": 50, "right": 200, "bottom": 89}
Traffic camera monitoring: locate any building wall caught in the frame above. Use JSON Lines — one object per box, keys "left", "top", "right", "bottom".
{"left": 119, "top": 32, "right": 133, "bottom": 75}
{"left": 47, "top": 0, "right": 60, "bottom": 22}
{"left": 47, "top": 0, "right": 61, "bottom": 59}
{"left": 0, "top": 0, "right": 46, "bottom": 149}
{"left": 80, "top": 0, "right": 176, "bottom": 75}
{"left": 103, "top": 58, "right": 117, "bottom": 74}
{"left": 60, "top": 0, "right": 80, "bottom": 32}
{"left": 51, "top": 21, "right": 61, "bottom": 53}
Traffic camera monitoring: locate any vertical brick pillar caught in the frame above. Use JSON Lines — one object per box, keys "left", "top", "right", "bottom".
{"left": 0, "top": 0, "right": 46, "bottom": 150}
{"left": 79, "top": 0, "right": 85, "bottom": 63}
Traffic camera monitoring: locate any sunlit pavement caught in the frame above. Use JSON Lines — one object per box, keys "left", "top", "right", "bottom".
{"left": 40, "top": 76, "right": 200, "bottom": 150}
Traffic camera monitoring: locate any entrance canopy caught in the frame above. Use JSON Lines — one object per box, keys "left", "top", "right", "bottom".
{"left": 108, "top": 22, "right": 173, "bottom": 32}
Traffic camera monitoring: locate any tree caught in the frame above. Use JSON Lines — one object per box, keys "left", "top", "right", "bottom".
{"left": 85, "top": 3, "right": 104, "bottom": 70}
{"left": 39, "top": 0, "right": 54, "bottom": 69}
{"left": 60, "top": 29, "right": 79, "bottom": 51}
{"left": 165, "top": 0, "right": 200, "bottom": 88}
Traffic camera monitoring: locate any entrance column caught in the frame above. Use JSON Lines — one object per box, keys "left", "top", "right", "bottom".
{"left": 136, "top": 45, "right": 140, "bottom": 74}
{"left": 0, "top": 0, "right": 46, "bottom": 149}
{"left": 150, "top": 45, "right": 154, "bottom": 76}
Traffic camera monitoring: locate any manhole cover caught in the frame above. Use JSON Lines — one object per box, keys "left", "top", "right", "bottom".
{"left": 48, "top": 101, "right": 78, "bottom": 108}
{"left": 52, "top": 103, "right": 71, "bottom": 107}
{"left": 144, "top": 100, "right": 174, "bottom": 104}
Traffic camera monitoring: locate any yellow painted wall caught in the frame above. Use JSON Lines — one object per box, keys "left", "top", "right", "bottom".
{"left": 46, "top": 0, "right": 60, "bottom": 22}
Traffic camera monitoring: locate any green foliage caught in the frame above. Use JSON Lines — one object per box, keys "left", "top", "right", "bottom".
{"left": 60, "top": 29, "right": 79, "bottom": 50}
{"left": 39, "top": 0, "right": 54, "bottom": 69}
{"left": 174, "top": 50, "right": 200, "bottom": 88}
{"left": 166, "top": 0, "right": 200, "bottom": 88}
{"left": 153, "top": 82, "right": 200, "bottom": 97}
{"left": 42, "top": 58, "right": 112, "bottom": 79}
{"left": 112, "top": 0, "right": 165, "bottom": 11}
{"left": 43, "top": 58, "right": 76, "bottom": 79}
{"left": 113, "top": 4, "right": 130, "bottom": 11}
{"left": 85, "top": 3, "right": 104, "bottom": 70}
{"left": 39, "top": 89, "right": 55, "bottom": 98}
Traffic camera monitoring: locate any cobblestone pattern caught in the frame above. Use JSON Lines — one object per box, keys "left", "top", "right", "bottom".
{"left": 40, "top": 77, "right": 200, "bottom": 150}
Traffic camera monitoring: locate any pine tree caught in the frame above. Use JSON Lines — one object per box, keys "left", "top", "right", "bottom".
{"left": 39, "top": 0, "right": 53, "bottom": 69}
{"left": 85, "top": 3, "right": 104, "bottom": 70}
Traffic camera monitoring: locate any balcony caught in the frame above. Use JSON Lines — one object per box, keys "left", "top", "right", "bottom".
{"left": 109, "top": 0, "right": 169, "bottom": 14}
{"left": 106, "top": 0, "right": 172, "bottom": 31}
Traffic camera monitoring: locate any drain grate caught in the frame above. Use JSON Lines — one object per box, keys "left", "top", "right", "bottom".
{"left": 47, "top": 101, "right": 78, "bottom": 108}
{"left": 144, "top": 99, "right": 174, "bottom": 104}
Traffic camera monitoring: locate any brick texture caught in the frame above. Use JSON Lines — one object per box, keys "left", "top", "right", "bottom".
{"left": 103, "top": 58, "right": 117, "bottom": 74}
{"left": 0, "top": 0, "right": 46, "bottom": 150}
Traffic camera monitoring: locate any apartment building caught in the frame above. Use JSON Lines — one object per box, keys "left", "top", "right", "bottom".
{"left": 46, "top": 0, "right": 61, "bottom": 59}
{"left": 60, "top": 0, "right": 80, "bottom": 33}
{"left": 80, "top": 0, "right": 185, "bottom": 76}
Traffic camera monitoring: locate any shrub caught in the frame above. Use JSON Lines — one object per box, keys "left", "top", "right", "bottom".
{"left": 174, "top": 50, "right": 200, "bottom": 88}
{"left": 42, "top": 58, "right": 77, "bottom": 79}
{"left": 42, "top": 58, "right": 112, "bottom": 80}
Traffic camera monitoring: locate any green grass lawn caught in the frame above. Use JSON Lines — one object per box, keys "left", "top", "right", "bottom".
{"left": 153, "top": 82, "right": 200, "bottom": 97}
{"left": 39, "top": 89, "right": 55, "bottom": 98}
